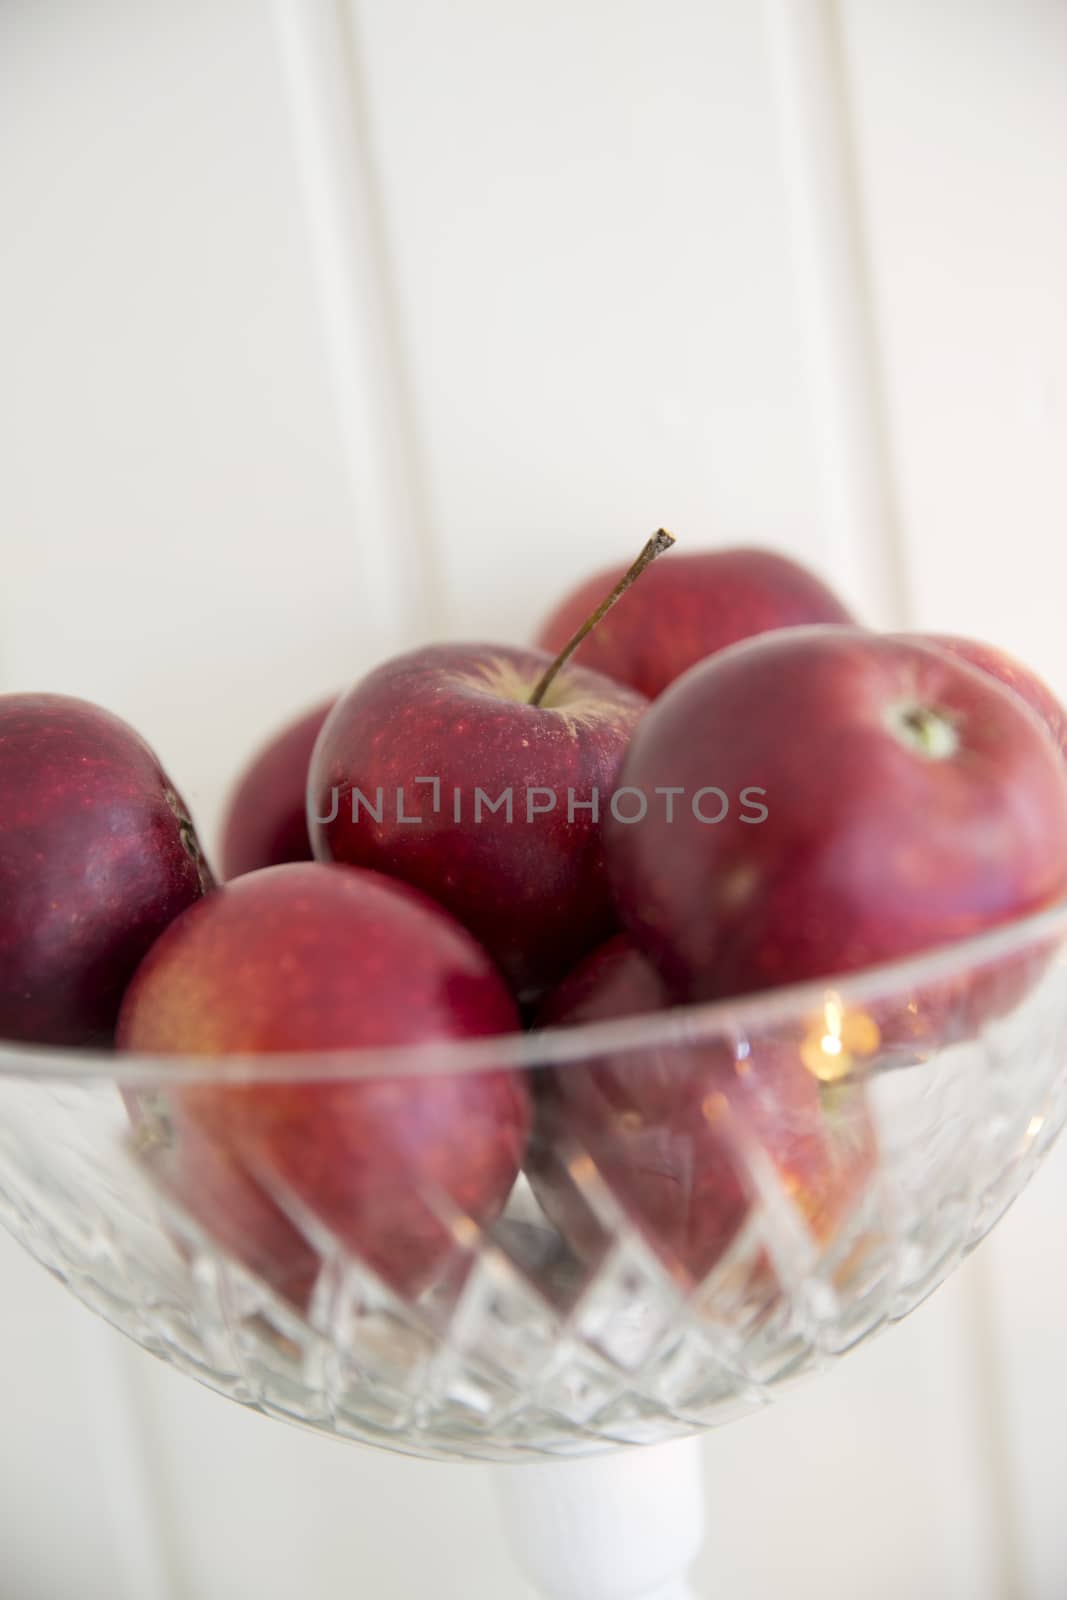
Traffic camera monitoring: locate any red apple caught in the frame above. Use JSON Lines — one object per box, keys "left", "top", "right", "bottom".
{"left": 125, "top": 1087, "right": 322, "bottom": 1310}
{"left": 904, "top": 633, "right": 1067, "bottom": 762}
{"left": 607, "top": 627, "right": 1067, "bottom": 1005}
{"left": 308, "top": 643, "right": 647, "bottom": 1001}
{"left": 0, "top": 693, "right": 211, "bottom": 1047}
{"left": 535, "top": 547, "right": 853, "bottom": 699}
{"left": 118, "top": 863, "right": 530, "bottom": 1306}
{"left": 880, "top": 633, "right": 1067, "bottom": 1049}
{"left": 219, "top": 698, "right": 334, "bottom": 880}
{"left": 539, "top": 934, "right": 665, "bottom": 1030}
{"left": 529, "top": 937, "right": 874, "bottom": 1283}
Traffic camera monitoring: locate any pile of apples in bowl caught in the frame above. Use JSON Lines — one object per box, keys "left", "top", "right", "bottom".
{"left": 3, "top": 534, "right": 1067, "bottom": 1463}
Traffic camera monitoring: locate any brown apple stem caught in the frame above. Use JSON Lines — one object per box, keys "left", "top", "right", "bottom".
{"left": 528, "top": 528, "right": 676, "bottom": 706}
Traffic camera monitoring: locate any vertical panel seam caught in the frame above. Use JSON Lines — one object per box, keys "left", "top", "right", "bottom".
{"left": 764, "top": 0, "right": 913, "bottom": 628}
{"left": 271, "top": 0, "right": 445, "bottom": 643}
{"left": 823, "top": 0, "right": 915, "bottom": 623}
{"left": 80, "top": 1320, "right": 180, "bottom": 1600}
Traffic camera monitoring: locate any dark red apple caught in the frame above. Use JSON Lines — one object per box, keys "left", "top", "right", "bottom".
{"left": 608, "top": 627, "right": 1067, "bottom": 1005}
{"left": 0, "top": 693, "right": 211, "bottom": 1047}
{"left": 539, "top": 934, "right": 666, "bottom": 1030}
{"left": 308, "top": 644, "right": 647, "bottom": 1001}
{"left": 905, "top": 633, "right": 1067, "bottom": 761}
{"left": 528, "top": 937, "right": 873, "bottom": 1283}
{"left": 535, "top": 547, "right": 853, "bottom": 699}
{"left": 219, "top": 698, "right": 334, "bottom": 879}
{"left": 118, "top": 863, "right": 530, "bottom": 1306}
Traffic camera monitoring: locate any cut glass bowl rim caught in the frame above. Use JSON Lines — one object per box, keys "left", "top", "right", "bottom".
{"left": 3, "top": 896, "right": 1066, "bottom": 1088}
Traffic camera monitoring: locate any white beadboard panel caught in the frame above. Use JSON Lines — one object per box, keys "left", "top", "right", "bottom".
{"left": 763, "top": 0, "right": 910, "bottom": 629}
{"left": 271, "top": 0, "right": 444, "bottom": 644}
{"left": 692, "top": 1259, "right": 1006, "bottom": 1600}
{"left": 115, "top": 1341, "right": 538, "bottom": 1600}
{"left": 839, "top": 0, "right": 1067, "bottom": 685}
{"left": 349, "top": 0, "right": 866, "bottom": 640}
{"left": 0, "top": 1229, "right": 170, "bottom": 1600}
{"left": 981, "top": 1162, "right": 1067, "bottom": 1600}
{"left": 0, "top": 0, "right": 429, "bottom": 848}
{"left": 841, "top": 5, "right": 1067, "bottom": 1597}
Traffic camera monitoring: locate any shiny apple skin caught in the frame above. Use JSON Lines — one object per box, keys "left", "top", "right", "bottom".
{"left": 536, "top": 548, "right": 853, "bottom": 699}
{"left": 219, "top": 698, "right": 334, "bottom": 880}
{"left": 117, "top": 863, "right": 530, "bottom": 1305}
{"left": 529, "top": 937, "right": 873, "bottom": 1283}
{"left": 911, "top": 633, "right": 1067, "bottom": 761}
{"left": 608, "top": 627, "right": 1067, "bottom": 1003}
{"left": 308, "top": 643, "right": 647, "bottom": 1001}
{"left": 0, "top": 693, "right": 211, "bottom": 1047}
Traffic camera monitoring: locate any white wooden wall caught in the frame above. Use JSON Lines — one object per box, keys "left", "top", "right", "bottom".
{"left": 1, "top": 2, "right": 1065, "bottom": 1595}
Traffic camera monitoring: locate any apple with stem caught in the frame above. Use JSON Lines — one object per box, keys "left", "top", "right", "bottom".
{"left": 860, "top": 632, "right": 1067, "bottom": 1051}
{"left": 0, "top": 693, "right": 211, "bottom": 1047}
{"left": 118, "top": 862, "right": 530, "bottom": 1306}
{"left": 308, "top": 533, "right": 674, "bottom": 1001}
{"left": 535, "top": 546, "right": 853, "bottom": 699}
{"left": 901, "top": 633, "right": 1067, "bottom": 762}
{"left": 608, "top": 627, "right": 1067, "bottom": 1014}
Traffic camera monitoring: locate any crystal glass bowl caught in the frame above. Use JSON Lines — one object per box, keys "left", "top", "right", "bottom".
{"left": 2, "top": 905, "right": 1066, "bottom": 1465}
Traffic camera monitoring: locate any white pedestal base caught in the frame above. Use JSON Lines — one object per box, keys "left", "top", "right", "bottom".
{"left": 494, "top": 1436, "right": 705, "bottom": 1600}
